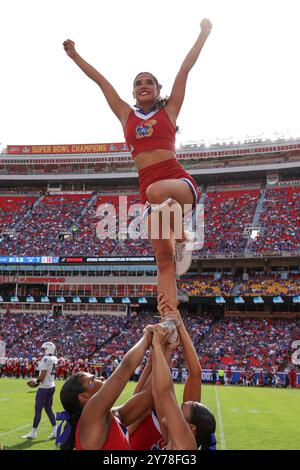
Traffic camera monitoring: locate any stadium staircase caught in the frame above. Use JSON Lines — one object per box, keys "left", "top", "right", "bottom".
{"left": 194, "top": 315, "right": 221, "bottom": 352}
{"left": 32, "top": 195, "right": 45, "bottom": 209}
{"left": 12, "top": 195, "right": 44, "bottom": 231}
{"left": 13, "top": 194, "right": 46, "bottom": 232}
{"left": 245, "top": 186, "right": 266, "bottom": 253}
{"left": 63, "top": 194, "right": 97, "bottom": 237}
{"left": 111, "top": 241, "right": 121, "bottom": 256}
{"left": 79, "top": 194, "right": 97, "bottom": 217}
{"left": 251, "top": 186, "right": 266, "bottom": 226}
{"left": 232, "top": 282, "right": 242, "bottom": 296}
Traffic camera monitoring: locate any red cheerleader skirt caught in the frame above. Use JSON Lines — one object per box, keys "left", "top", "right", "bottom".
{"left": 138, "top": 157, "right": 200, "bottom": 206}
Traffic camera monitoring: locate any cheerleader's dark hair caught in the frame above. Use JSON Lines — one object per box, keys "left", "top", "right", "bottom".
{"left": 190, "top": 402, "right": 217, "bottom": 450}
{"left": 56, "top": 372, "right": 86, "bottom": 450}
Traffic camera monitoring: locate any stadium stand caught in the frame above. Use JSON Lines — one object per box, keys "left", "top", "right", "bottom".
{"left": 0, "top": 194, "right": 93, "bottom": 255}
{"left": 179, "top": 275, "right": 235, "bottom": 297}
{"left": 199, "top": 188, "right": 261, "bottom": 254}
{"left": 1, "top": 139, "right": 300, "bottom": 390}
{"left": 250, "top": 186, "right": 300, "bottom": 253}
{"left": 1, "top": 312, "right": 299, "bottom": 381}
{"left": 178, "top": 273, "right": 300, "bottom": 297}
{"left": 198, "top": 317, "right": 300, "bottom": 373}
{"left": 0, "top": 196, "right": 37, "bottom": 232}
{"left": 1, "top": 182, "right": 300, "bottom": 257}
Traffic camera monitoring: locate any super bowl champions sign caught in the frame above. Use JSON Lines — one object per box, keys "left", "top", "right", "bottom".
{"left": 7, "top": 143, "right": 129, "bottom": 155}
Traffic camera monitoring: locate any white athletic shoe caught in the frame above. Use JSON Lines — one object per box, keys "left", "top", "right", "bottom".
{"left": 22, "top": 430, "right": 37, "bottom": 439}
{"left": 48, "top": 429, "right": 57, "bottom": 440}
{"left": 160, "top": 317, "right": 180, "bottom": 343}
{"left": 174, "top": 231, "right": 195, "bottom": 276}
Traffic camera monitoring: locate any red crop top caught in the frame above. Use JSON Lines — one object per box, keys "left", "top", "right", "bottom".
{"left": 75, "top": 415, "right": 131, "bottom": 450}
{"left": 124, "top": 107, "right": 176, "bottom": 158}
{"left": 129, "top": 411, "right": 163, "bottom": 450}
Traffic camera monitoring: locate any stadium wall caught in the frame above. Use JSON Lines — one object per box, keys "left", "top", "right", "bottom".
{"left": 199, "top": 370, "right": 300, "bottom": 387}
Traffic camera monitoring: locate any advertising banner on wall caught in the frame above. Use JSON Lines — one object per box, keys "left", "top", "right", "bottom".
{"left": 7, "top": 143, "right": 129, "bottom": 155}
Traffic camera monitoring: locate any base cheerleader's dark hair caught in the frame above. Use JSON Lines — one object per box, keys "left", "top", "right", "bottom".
{"left": 190, "top": 402, "right": 217, "bottom": 450}
{"left": 55, "top": 372, "right": 86, "bottom": 450}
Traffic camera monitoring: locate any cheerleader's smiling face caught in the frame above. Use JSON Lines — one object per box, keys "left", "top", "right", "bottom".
{"left": 133, "top": 73, "right": 161, "bottom": 107}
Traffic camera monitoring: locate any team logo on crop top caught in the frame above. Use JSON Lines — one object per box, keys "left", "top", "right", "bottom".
{"left": 136, "top": 119, "right": 157, "bottom": 139}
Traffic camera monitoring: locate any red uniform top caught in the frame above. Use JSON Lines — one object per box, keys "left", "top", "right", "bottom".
{"left": 124, "top": 108, "right": 176, "bottom": 158}
{"left": 75, "top": 415, "right": 131, "bottom": 450}
{"left": 129, "top": 411, "right": 163, "bottom": 450}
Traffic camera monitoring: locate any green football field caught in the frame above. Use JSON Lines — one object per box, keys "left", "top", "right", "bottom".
{"left": 0, "top": 378, "right": 299, "bottom": 450}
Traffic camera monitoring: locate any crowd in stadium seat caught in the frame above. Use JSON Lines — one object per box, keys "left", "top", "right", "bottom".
{"left": 198, "top": 189, "right": 261, "bottom": 254}
{"left": 1, "top": 185, "right": 300, "bottom": 256}
{"left": 178, "top": 273, "right": 300, "bottom": 297}
{"left": 0, "top": 196, "right": 37, "bottom": 233}
{"left": 50, "top": 194, "right": 153, "bottom": 256}
{"left": 0, "top": 194, "right": 93, "bottom": 255}
{"left": 1, "top": 312, "right": 299, "bottom": 383}
{"left": 235, "top": 275, "right": 300, "bottom": 296}
{"left": 0, "top": 312, "right": 126, "bottom": 360}
{"left": 251, "top": 186, "right": 300, "bottom": 253}
{"left": 92, "top": 311, "right": 213, "bottom": 370}
{"left": 179, "top": 276, "right": 235, "bottom": 297}
{"left": 197, "top": 317, "right": 300, "bottom": 373}
{"left": 53, "top": 196, "right": 117, "bottom": 256}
